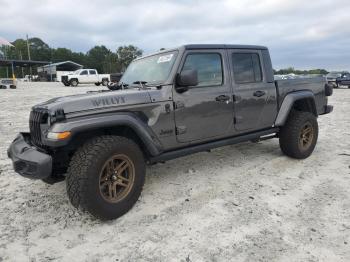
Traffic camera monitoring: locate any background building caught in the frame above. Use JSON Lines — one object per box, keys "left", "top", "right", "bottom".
{"left": 37, "top": 61, "right": 83, "bottom": 82}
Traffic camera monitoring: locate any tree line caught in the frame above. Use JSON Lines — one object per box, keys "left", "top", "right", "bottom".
{"left": 274, "top": 67, "right": 328, "bottom": 75}
{"left": 0, "top": 37, "right": 143, "bottom": 78}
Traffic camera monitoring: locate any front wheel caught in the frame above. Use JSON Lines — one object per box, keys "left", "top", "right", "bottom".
{"left": 279, "top": 111, "right": 318, "bottom": 159}
{"left": 70, "top": 79, "right": 78, "bottom": 87}
{"left": 66, "top": 136, "right": 145, "bottom": 220}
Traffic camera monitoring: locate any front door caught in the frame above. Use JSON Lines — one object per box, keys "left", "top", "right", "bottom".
{"left": 79, "top": 70, "right": 89, "bottom": 83}
{"left": 229, "top": 50, "right": 277, "bottom": 131}
{"left": 173, "top": 50, "right": 234, "bottom": 143}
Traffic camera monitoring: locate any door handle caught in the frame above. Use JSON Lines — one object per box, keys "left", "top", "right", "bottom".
{"left": 253, "top": 90, "right": 266, "bottom": 97}
{"left": 215, "top": 95, "right": 230, "bottom": 102}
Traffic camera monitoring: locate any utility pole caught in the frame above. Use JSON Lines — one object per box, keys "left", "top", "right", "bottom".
{"left": 20, "top": 51, "right": 24, "bottom": 78}
{"left": 26, "top": 34, "right": 32, "bottom": 80}
{"left": 4, "top": 45, "right": 9, "bottom": 78}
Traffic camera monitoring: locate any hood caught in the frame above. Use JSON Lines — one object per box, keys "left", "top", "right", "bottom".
{"left": 34, "top": 89, "right": 152, "bottom": 114}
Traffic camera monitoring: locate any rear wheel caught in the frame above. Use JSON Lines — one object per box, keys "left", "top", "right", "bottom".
{"left": 102, "top": 79, "right": 108, "bottom": 86}
{"left": 279, "top": 111, "right": 318, "bottom": 159}
{"left": 66, "top": 136, "right": 145, "bottom": 220}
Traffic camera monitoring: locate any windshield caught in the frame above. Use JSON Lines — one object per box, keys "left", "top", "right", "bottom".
{"left": 120, "top": 51, "right": 178, "bottom": 86}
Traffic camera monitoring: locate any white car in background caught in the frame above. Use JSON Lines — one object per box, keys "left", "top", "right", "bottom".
{"left": 0, "top": 78, "right": 17, "bottom": 89}
{"left": 61, "top": 69, "right": 110, "bottom": 87}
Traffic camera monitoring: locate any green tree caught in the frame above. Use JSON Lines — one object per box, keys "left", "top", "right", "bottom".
{"left": 86, "top": 45, "right": 111, "bottom": 73}
{"left": 52, "top": 48, "right": 73, "bottom": 62}
{"left": 116, "top": 45, "right": 143, "bottom": 72}
{"left": 27, "top": 37, "right": 51, "bottom": 61}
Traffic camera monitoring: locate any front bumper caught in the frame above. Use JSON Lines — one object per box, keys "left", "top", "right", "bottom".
{"left": 324, "top": 105, "right": 333, "bottom": 114}
{"left": 7, "top": 133, "right": 52, "bottom": 179}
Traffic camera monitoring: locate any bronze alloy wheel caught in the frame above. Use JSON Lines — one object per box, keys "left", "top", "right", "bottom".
{"left": 99, "top": 154, "right": 135, "bottom": 203}
{"left": 298, "top": 122, "right": 314, "bottom": 151}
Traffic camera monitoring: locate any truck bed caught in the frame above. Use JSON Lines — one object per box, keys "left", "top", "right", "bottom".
{"left": 275, "top": 77, "right": 327, "bottom": 114}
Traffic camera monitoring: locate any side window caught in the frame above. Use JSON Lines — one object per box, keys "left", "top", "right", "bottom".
{"left": 89, "top": 70, "right": 96, "bottom": 75}
{"left": 80, "top": 70, "right": 88, "bottom": 75}
{"left": 182, "top": 53, "right": 223, "bottom": 87}
{"left": 232, "top": 53, "right": 262, "bottom": 84}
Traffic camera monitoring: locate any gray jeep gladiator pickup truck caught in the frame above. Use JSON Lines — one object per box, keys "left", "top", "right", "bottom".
{"left": 8, "top": 44, "right": 333, "bottom": 220}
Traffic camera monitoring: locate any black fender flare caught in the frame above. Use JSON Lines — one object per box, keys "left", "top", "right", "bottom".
{"left": 45, "top": 113, "right": 162, "bottom": 156}
{"left": 274, "top": 91, "right": 316, "bottom": 126}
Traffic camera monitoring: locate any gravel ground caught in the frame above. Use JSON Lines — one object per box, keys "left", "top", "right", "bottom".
{"left": 0, "top": 82, "right": 349, "bottom": 262}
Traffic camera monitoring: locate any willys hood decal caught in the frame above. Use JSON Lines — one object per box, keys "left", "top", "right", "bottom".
{"left": 34, "top": 89, "right": 152, "bottom": 114}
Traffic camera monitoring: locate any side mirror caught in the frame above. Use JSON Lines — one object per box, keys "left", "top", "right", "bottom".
{"left": 175, "top": 69, "right": 198, "bottom": 93}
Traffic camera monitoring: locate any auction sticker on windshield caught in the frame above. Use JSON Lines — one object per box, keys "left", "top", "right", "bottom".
{"left": 157, "top": 54, "right": 174, "bottom": 63}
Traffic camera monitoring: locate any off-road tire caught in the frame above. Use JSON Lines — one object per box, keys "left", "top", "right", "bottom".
{"left": 102, "top": 79, "right": 108, "bottom": 86}
{"left": 70, "top": 79, "right": 78, "bottom": 87}
{"left": 279, "top": 110, "right": 318, "bottom": 159}
{"left": 66, "top": 136, "right": 145, "bottom": 220}
{"left": 94, "top": 82, "right": 101, "bottom": 86}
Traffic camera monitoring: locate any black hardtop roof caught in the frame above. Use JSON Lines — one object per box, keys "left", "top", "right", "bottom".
{"left": 135, "top": 44, "right": 268, "bottom": 61}
{"left": 182, "top": 44, "right": 268, "bottom": 50}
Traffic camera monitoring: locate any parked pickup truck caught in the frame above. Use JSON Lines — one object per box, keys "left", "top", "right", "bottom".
{"left": 336, "top": 72, "right": 350, "bottom": 88}
{"left": 326, "top": 71, "right": 349, "bottom": 88}
{"left": 61, "top": 69, "right": 110, "bottom": 87}
{"left": 8, "top": 44, "right": 333, "bottom": 220}
{"left": 0, "top": 78, "right": 17, "bottom": 89}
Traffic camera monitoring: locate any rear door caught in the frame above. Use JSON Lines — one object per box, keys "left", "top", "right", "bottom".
{"left": 89, "top": 70, "right": 99, "bottom": 83}
{"left": 229, "top": 50, "right": 277, "bottom": 131}
{"left": 173, "top": 49, "right": 234, "bottom": 143}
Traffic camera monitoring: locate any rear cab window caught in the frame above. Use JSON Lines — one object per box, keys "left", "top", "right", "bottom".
{"left": 232, "top": 53, "right": 262, "bottom": 84}
{"left": 89, "top": 70, "right": 96, "bottom": 75}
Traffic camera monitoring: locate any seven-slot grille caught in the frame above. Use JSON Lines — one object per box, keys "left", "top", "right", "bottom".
{"left": 29, "top": 109, "right": 48, "bottom": 147}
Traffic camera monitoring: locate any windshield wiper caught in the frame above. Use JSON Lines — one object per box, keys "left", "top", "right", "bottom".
{"left": 132, "top": 81, "right": 149, "bottom": 89}
{"left": 119, "top": 82, "right": 129, "bottom": 89}
{"left": 107, "top": 81, "right": 129, "bottom": 91}
{"left": 131, "top": 81, "right": 163, "bottom": 90}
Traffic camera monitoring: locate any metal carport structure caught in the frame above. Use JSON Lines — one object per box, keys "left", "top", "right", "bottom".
{"left": 0, "top": 59, "right": 49, "bottom": 79}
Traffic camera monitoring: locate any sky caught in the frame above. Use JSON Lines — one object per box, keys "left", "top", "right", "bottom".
{"left": 1, "top": 0, "right": 349, "bottom": 70}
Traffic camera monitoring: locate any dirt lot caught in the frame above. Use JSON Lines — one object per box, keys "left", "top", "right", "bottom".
{"left": 0, "top": 82, "right": 349, "bottom": 262}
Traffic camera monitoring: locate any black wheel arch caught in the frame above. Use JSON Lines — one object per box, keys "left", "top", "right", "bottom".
{"left": 46, "top": 113, "right": 162, "bottom": 160}
{"left": 275, "top": 91, "right": 317, "bottom": 126}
